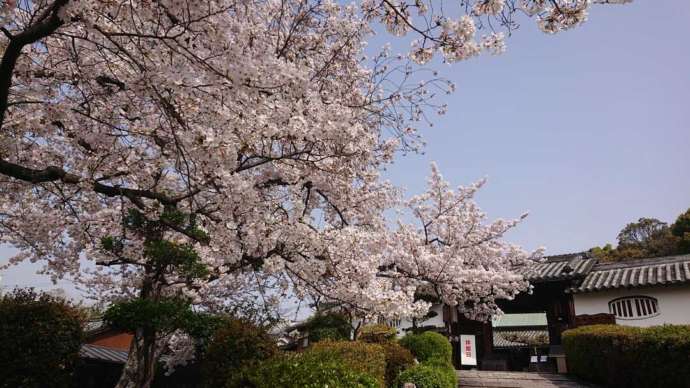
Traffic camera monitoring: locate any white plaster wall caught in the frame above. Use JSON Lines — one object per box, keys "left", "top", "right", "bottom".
{"left": 573, "top": 285, "right": 690, "bottom": 327}
{"left": 392, "top": 303, "right": 445, "bottom": 337}
{"left": 355, "top": 303, "right": 446, "bottom": 338}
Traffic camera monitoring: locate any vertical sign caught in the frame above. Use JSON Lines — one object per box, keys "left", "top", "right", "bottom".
{"left": 460, "top": 334, "right": 477, "bottom": 366}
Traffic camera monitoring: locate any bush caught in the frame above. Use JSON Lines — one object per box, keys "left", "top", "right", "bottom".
{"left": 0, "top": 288, "right": 84, "bottom": 388}
{"left": 201, "top": 318, "right": 278, "bottom": 388}
{"left": 563, "top": 324, "right": 690, "bottom": 388}
{"left": 394, "top": 360, "right": 457, "bottom": 388}
{"left": 246, "top": 352, "right": 379, "bottom": 388}
{"left": 308, "top": 340, "right": 387, "bottom": 387}
{"left": 399, "top": 331, "right": 452, "bottom": 363}
{"left": 359, "top": 324, "right": 397, "bottom": 343}
{"left": 382, "top": 342, "right": 415, "bottom": 386}
{"left": 306, "top": 313, "right": 352, "bottom": 343}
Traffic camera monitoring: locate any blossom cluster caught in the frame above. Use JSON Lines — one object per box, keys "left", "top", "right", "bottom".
{"left": 371, "top": 0, "right": 632, "bottom": 64}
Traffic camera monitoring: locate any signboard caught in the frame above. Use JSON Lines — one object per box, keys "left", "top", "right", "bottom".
{"left": 460, "top": 334, "right": 477, "bottom": 366}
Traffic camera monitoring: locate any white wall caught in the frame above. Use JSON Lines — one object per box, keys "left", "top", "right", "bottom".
{"left": 356, "top": 303, "right": 446, "bottom": 337}
{"left": 573, "top": 284, "right": 690, "bottom": 327}
{"left": 392, "top": 303, "right": 446, "bottom": 337}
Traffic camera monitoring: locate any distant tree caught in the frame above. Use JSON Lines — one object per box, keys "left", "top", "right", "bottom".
{"left": 671, "top": 208, "right": 690, "bottom": 254}
{"left": 617, "top": 218, "right": 669, "bottom": 247}
{"left": 0, "top": 288, "right": 84, "bottom": 388}
{"left": 589, "top": 244, "right": 618, "bottom": 261}
{"left": 616, "top": 218, "right": 679, "bottom": 259}
{"left": 590, "top": 213, "right": 689, "bottom": 262}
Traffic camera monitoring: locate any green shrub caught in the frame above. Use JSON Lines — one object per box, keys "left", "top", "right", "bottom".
{"left": 0, "top": 288, "right": 84, "bottom": 388}
{"left": 308, "top": 340, "right": 386, "bottom": 387}
{"left": 563, "top": 324, "right": 690, "bottom": 388}
{"left": 394, "top": 360, "right": 456, "bottom": 388}
{"left": 359, "top": 324, "right": 397, "bottom": 343}
{"left": 201, "top": 318, "right": 278, "bottom": 388}
{"left": 399, "top": 331, "right": 452, "bottom": 363}
{"left": 306, "top": 313, "right": 352, "bottom": 343}
{"left": 382, "top": 342, "right": 415, "bottom": 386}
{"left": 246, "top": 352, "right": 379, "bottom": 388}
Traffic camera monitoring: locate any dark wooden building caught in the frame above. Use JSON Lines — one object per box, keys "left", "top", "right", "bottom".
{"left": 442, "top": 253, "right": 603, "bottom": 371}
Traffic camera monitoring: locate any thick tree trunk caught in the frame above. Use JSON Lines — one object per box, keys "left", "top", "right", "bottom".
{"left": 115, "top": 328, "right": 158, "bottom": 388}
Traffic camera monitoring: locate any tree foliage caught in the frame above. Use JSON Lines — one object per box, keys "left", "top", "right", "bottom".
{"left": 0, "top": 288, "right": 84, "bottom": 388}
{"left": 590, "top": 209, "right": 690, "bottom": 261}
{"left": 671, "top": 208, "right": 690, "bottom": 254}
{"left": 104, "top": 297, "right": 218, "bottom": 338}
{"left": 306, "top": 313, "right": 353, "bottom": 343}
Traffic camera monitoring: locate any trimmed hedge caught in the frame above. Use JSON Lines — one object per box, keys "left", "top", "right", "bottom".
{"left": 305, "top": 313, "right": 352, "bottom": 343}
{"left": 563, "top": 324, "right": 690, "bottom": 388}
{"left": 0, "top": 288, "right": 84, "bottom": 388}
{"left": 397, "top": 331, "right": 456, "bottom": 388}
{"left": 382, "top": 342, "right": 415, "bottom": 386}
{"left": 359, "top": 324, "right": 397, "bottom": 343}
{"left": 307, "top": 340, "right": 387, "bottom": 387}
{"left": 395, "top": 359, "right": 457, "bottom": 388}
{"left": 201, "top": 318, "right": 278, "bottom": 387}
{"left": 399, "top": 331, "right": 452, "bottom": 363}
{"left": 246, "top": 352, "right": 379, "bottom": 388}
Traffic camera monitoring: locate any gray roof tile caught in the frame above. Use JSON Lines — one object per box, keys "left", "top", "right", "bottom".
{"left": 80, "top": 344, "right": 128, "bottom": 364}
{"left": 517, "top": 253, "right": 596, "bottom": 283}
{"left": 571, "top": 254, "right": 690, "bottom": 293}
{"left": 493, "top": 329, "right": 549, "bottom": 348}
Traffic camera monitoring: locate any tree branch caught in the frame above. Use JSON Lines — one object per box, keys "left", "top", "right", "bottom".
{"left": 0, "top": 158, "right": 178, "bottom": 206}
{"left": 0, "top": 0, "right": 69, "bottom": 128}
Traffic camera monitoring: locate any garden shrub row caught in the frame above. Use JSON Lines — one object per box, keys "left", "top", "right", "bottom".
{"left": 308, "top": 340, "right": 387, "bottom": 386}
{"left": 203, "top": 318, "right": 457, "bottom": 388}
{"left": 305, "top": 313, "right": 352, "bottom": 343}
{"left": 395, "top": 360, "right": 456, "bottom": 388}
{"left": 201, "top": 318, "right": 278, "bottom": 387}
{"left": 381, "top": 342, "right": 416, "bottom": 386}
{"left": 563, "top": 324, "right": 690, "bottom": 388}
{"left": 399, "top": 331, "right": 453, "bottom": 364}
{"left": 397, "top": 331, "right": 457, "bottom": 388}
{"left": 359, "top": 323, "right": 398, "bottom": 343}
{"left": 246, "top": 352, "right": 379, "bottom": 388}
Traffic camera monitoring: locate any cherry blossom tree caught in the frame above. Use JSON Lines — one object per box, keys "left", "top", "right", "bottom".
{"left": 0, "top": 0, "right": 629, "bottom": 386}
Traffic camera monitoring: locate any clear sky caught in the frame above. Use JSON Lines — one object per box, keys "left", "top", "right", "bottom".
{"left": 383, "top": 0, "right": 690, "bottom": 253}
{"left": 1, "top": 1, "right": 689, "bottom": 297}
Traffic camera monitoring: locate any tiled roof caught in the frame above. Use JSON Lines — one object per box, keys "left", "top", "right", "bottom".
{"left": 570, "top": 254, "right": 690, "bottom": 293}
{"left": 79, "top": 344, "right": 128, "bottom": 364}
{"left": 492, "top": 313, "right": 547, "bottom": 328}
{"left": 493, "top": 329, "right": 549, "bottom": 348}
{"left": 517, "top": 253, "right": 597, "bottom": 283}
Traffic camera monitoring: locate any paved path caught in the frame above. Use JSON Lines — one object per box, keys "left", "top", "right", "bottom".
{"left": 457, "top": 370, "right": 600, "bottom": 388}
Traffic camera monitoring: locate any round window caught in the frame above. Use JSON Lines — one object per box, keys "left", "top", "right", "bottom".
{"left": 608, "top": 296, "right": 659, "bottom": 320}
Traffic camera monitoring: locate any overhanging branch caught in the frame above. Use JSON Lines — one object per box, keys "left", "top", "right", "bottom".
{"left": 0, "top": 0, "right": 69, "bottom": 128}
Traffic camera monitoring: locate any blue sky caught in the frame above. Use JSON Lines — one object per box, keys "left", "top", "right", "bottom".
{"left": 1, "top": 1, "right": 689, "bottom": 296}
{"left": 383, "top": 0, "right": 690, "bottom": 253}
